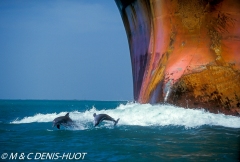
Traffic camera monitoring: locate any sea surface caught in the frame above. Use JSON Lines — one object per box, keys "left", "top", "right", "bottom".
{"left": 0, "top": 100, "right": 239, "bottom": 161}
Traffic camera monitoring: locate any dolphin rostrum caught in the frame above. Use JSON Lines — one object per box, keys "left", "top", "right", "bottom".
{"left": 93, "top": 113, "right": 120, "bottom": 127}
{"left": 52, "top": 113, "right": 73, "bottom": 129}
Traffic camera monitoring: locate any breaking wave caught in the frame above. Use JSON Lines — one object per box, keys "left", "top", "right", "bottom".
{"left": 11, "top": 103, "right": 240, "bottom": 129}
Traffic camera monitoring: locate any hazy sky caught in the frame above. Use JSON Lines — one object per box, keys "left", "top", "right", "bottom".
{"left": 0, "top": 0, "right": 133, "bottom": 101}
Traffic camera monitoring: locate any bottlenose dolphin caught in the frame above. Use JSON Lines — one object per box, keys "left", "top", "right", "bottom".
{"left": 93, "top": 113, "right": 120, "bottom": 127}
{"left": 52, "top": 113, "right": 73, "bottom": 129}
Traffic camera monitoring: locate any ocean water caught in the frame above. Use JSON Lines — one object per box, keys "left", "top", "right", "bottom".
{"left": 0, "top": 100, "right": 239, "bottom": 162}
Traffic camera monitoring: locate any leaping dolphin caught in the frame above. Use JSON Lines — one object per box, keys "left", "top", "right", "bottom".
{"left": 52, "top": 113, "right": 73, "bottom": 129}
{"left": 93, "top": 113, "right": 120, "bottom": 127}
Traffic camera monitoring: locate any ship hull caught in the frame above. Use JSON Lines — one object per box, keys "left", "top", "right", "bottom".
{"left": 115, "top": 0, "right": 240, "bottom": 115}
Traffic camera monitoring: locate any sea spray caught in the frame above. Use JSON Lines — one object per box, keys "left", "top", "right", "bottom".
{"left": 11, "top": 103, "right": 240, "bottom": 129}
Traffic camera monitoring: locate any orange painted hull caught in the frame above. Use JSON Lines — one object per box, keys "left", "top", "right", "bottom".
{"left": 116, "top": 0, "right": 240, "bottom": 115}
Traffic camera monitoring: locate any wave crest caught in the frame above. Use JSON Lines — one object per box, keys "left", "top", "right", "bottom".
{"left": 11, "top": 103, "right": 240, "bottom": 128}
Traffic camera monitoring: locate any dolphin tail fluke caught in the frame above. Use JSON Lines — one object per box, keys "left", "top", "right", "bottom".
{"left": 114, "top": 118, "right": 120, "bottom": 126}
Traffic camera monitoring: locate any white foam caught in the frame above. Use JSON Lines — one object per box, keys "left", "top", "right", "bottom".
{"left": 46, "top": 129, "right": 53, "bottom": 131}
{"left": 10, "top": 103, "right": 240, "bottom": 129}
{"left": 11, "top": 112, "right": 68, "bottom": 124}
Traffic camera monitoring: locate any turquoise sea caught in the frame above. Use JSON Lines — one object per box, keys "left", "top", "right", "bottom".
{"left": 0, "top": 100, "right": 240, "bottom": 161}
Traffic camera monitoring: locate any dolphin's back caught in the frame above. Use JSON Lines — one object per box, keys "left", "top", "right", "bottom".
{"left": 95, "top": 114, "right": 113, "bottom": 121}
{"left": 94, "top": 114, "right": 118, "bottom": 127}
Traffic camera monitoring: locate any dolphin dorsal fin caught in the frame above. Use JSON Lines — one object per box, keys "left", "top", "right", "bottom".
{"left": 65, "top": 113, "right": 69, "bottom": 117}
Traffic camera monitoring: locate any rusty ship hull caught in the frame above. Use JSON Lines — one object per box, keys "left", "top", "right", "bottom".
{"left": 115, "top": 0, "right": 240, "bottom": 115}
